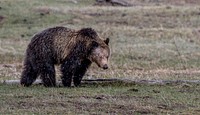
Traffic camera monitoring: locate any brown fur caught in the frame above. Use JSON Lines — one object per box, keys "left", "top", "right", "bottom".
{"left": 20, "top": 26, "right": 110, "bottom": 87}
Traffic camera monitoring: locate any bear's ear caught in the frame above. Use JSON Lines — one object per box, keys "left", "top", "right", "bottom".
{"left": 104, "top": 38, "right": 109, "bottom": 45}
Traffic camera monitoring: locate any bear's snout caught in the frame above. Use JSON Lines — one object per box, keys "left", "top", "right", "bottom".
{"left": 103, "top": 64, "right": 108, "bottom": 70}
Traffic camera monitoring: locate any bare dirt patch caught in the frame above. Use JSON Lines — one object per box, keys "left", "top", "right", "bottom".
{"left": 68, "top": 97, "right": 155, "bottom": 114}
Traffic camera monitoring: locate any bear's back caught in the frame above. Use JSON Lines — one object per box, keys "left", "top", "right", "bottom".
{"left": 32, "top": 26, "right": 73, "bottom": 41}
{"left": 26, "top": 27, "right": 75, "bottom": 63}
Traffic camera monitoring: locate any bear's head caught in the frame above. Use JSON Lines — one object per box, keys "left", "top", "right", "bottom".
{"left": 78, "top": 28, "right": 110, "bottom": 69}
{"left": 88, "top": 38, "right": 110, "bottom": 70}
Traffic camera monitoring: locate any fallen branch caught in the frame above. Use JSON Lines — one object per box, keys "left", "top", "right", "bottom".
{"left": 1, "top": 79, "right": 200, "bottom": 86}
{"left": 95, "top": 0, "right": 133, "bottom": 7}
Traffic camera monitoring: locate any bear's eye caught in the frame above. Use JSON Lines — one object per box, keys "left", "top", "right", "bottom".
{"left": 96, "top": 53, "right": 100, "bottom": 57}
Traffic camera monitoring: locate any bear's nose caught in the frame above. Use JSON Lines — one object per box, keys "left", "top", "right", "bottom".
{"left": 103, "top": 64, "right": 108, "bottom": 70}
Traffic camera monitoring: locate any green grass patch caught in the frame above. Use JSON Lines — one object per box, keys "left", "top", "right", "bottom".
{"left": 0, "top": 83, "right": 199, "bottom": 114}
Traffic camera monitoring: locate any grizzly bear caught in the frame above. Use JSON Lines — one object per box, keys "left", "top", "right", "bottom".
{"left": 20, "top": 26, "right": 110, "bottom": 87}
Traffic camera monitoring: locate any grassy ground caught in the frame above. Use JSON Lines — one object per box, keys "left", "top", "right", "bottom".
{"left": 0, "top": 0, "right": 200, "bottom": 114}
{"left": 1, "top": 0, "right": 200, "bottom": 80}
{"left": 0, "top": 83, "right": 199, "bottom": 114}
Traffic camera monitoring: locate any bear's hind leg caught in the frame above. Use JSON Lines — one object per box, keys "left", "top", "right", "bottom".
{"left": 40, "top": 63, "right": 56, "bottom": 87}
{"left": 20, "top": 61, "right": 38, "bottom": 87}
{"left": 73, "top": 59, "right": 91, "bottom": 87}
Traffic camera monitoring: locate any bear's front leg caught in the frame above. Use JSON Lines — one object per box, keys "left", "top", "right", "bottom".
{"left": 73, "top": 59, "right": 91, "bottom": 87}
{"left": 61, "top": 60, "right": 76, "bottom": 87}
{"left": 61, "top": 71, "right": 73, "bottom": 87}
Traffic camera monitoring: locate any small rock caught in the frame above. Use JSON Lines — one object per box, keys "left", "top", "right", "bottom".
{"left": 152, "top": 90, "right": 160, "bottom": 93}
{"left": 128, "top": 88, "right": 139, "bottom": 92}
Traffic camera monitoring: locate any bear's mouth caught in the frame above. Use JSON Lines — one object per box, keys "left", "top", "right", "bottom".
{"left": 98, "top": 64, "right": 108, "bottom": 70}
{"left": 92, "top": 59, "right": 108, "bottom": 70}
